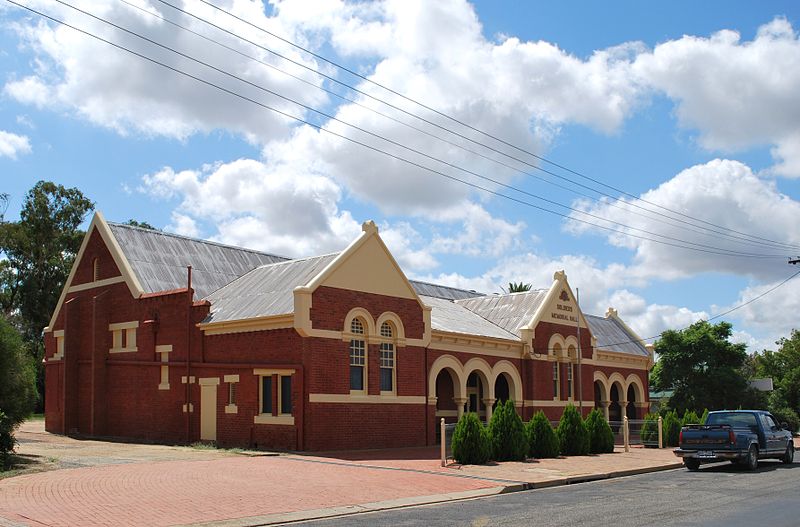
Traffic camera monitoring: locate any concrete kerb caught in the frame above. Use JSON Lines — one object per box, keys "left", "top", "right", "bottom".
{"left": 180, "top": 461, "right": 686, "bottom": 527}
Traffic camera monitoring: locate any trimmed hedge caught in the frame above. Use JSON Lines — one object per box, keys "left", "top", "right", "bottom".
{"left": 584, "top": 409, "right": 615, "bottom": 454}
{"left": 488, "top": 400, "right": 527, "bottom": 461}
{"left": 556, "top": 404, "right": 589, "bottom": 456}
{"left": 664, "top": 410, "right": 682, "bottom": 447}
{"left": 526, "top": 411, "right": 560, "bottom": 458}
{"left": 451, "top": 412, "right": 491, "bottom": 465}
{"left": 641, "top": 413, "right": 659, "bottom": 447}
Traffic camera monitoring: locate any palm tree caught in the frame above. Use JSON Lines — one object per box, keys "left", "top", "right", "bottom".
{"left": 507, "top": 281, "right": 532, "bottom": 293}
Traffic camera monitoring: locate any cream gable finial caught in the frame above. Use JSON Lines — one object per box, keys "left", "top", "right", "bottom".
{"left": 553, "top": 270, "right": 566, "bottom": 281}
{"left": 361, "top": 220, "right": 378, "bottom": 234}
{"left": 605, "top": 307, "right": 618, "bottom": 319}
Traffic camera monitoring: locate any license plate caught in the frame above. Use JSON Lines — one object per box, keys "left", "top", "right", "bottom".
{"left": 697, "top": 451, "right": 715, "bottom": 458}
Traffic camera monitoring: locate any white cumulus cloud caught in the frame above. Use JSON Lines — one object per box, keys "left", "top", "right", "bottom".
{"left": 0, "top": 130, "right": 32, "bottom": 159}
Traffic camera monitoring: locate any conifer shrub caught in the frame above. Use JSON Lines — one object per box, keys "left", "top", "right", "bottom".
{"left": 584, "top": 408, "right": 615, "bottom": 453}
{"left": 0, "top": 412, "right": 16, "bottom": 470}
{"left": 451, "top": 412, "right": 491, "bottom": 465}
{"left": 700, "top": 408, "right": 709, "bottom": 425}
{"left": 681, "top": 409, "right": 700, "bottom": 427}
{"left": 487, "top": 400, "right": 527, "bottom": 461}
{"left": 664, "top": 410, "right": 682, "bottom": 447}
{"left": 556, "top": 404, "right": 590, "bottom": 455}
{"left": 640, "top": 413, "right": 659, "bottom": 447}
{"left": 525, "top": 411, "right": 560, "bottom": 458}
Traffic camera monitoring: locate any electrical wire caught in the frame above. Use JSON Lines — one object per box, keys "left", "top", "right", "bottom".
{"left": 190, "top": 0, "right": 800, "bottom": 253}
{"left": 25, "top": 0, "right": 792, "bottom": 259}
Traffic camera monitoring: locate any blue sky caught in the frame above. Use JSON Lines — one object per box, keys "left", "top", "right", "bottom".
{"left": 1, "top": 0, "right": 799, "bottom": 351}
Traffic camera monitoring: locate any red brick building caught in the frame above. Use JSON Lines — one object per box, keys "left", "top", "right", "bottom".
{"left": 44, "top": 213, "right": 652, "bottom": 450}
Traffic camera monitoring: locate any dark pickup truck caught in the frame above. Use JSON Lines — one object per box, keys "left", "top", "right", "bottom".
{"left": 674, "top": 410, "right": 794, "bottom": 471}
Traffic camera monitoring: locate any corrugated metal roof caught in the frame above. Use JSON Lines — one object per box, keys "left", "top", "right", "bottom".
{"left": 409, "top": 280, "right": 483, "bottom": 300}
{"left": 455, "top": 290, "right": 550, "bottom": 337}
{"left": 585, "top": 314, "right": 649, "bottom": 356}
{"left": 421, "top": 296, "right": 518, "bottom": 341}
{"left": 202, "top": 253, "right": 339, "bottom": 323}
{"left": 108, "top": 223, "right": 288, "bottom": 300}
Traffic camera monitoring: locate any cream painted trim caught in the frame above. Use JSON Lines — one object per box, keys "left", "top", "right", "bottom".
{"left": 182, "top": 376, "right": 196, "bottom": 384}
{"left": 309, "top": 393, "right": 426, "bottom": 404}
{"left": 67, "top": 276, "right": 126, "bottom": 293}
{"left": 182, "top": 403, "right": 194, "bottom": 413}
{"left": 109, "top": 321, "right": 139, "bottom": 331}
{"left": 254, "top": 414, "right": 295, "bottom": 425}
{"left": 156, "top": 344, "right": 172, "bottom": 354}
{"left": 199, "top": 315, "right": 294, "bottom": 335}
{"left": 198, "top": 377, "right": 220, "bottom": 386}
{"left": 375, "top": 312, "right": 406, "bottom": 343}
{"left": 435, "top": 410, "right": 458, "bottom": 417}
{"left": 46, "top": 211, "right": 145, "bottom": 332}
{"left": 522, "top": 270, "right": 589, "bottom": 334}
{"left": 109, "top": 347, "right": 138, "bottom": 354}
{"left": 429, "top": 331, "right": 523, "bottom": 358}
{"left": 225, "top": 404, "right": 238, "bottom": 414}
{"left": 223, "top": 374, "right": 240, "bottom": 383}
{"left": 158, "top": 383, "right": 170, "bottom": 391}
{"left": 524, "top": 399, "right": 595, "bottom": 408}
{"left": 52, "top": 331, "right": 65, "bottom": 361}
{"left": 253, "top": 368, "right": 296, "bottom": 376}
{"left": 53, "top": 330, "right": 65, "bottom": 338}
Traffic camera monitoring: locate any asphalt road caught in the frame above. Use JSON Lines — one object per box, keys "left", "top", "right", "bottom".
{"left": 298, "top": 458, "right": 800, "bottom": 526}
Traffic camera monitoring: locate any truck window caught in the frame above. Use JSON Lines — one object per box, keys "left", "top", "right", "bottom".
{"left": 762, "top": 414, "right": 778, "bottom": 430}
{"left": 705, "top": 412, "right": 758, "bottom": 428}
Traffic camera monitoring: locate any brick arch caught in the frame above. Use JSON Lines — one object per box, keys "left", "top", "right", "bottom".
{"left": 491, "top": 360, "right": 523, "bottom": 405}
{"left": 548, "top": 333, "right": 566, "bottom": 356}
{"left": 375, "top": 311, "right": 406, "bottom": 343}
{"left": 625, "top": 374, "right": 645, "bottom": 403}
{"left": 463, "top": 357, "right": 494, "bottom": 400}
{"left": 429, "top": 355, "right": 465, "bottom": 401}
{"left": 343, "top": 307, "right": 375, "bottom": 336}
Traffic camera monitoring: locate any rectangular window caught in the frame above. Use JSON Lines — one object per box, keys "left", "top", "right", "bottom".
{"left": 229, "top": 383, "right": 236, "bottom": 405}
{"left": 261, "top": 376, "right": 273, "bottom": 415}
{"left": 280, "top": 376, "right": 292, "bottom": 415}
{"left": 380, "top": 343, "right": 394, "bottom": 392}
{"left": 53, "top": 330, "right": 65, "bottom": 360}
{"left": 109, "top": 321, "right": 138, "bottom": 353}
{"left": 567, "top": 364, "right": 573, "bottom": 399}
{"left": 553, "top": 363, "right": 559, "bottom": 399}
{"left": 350, "top": 339, "right": 365, "bottom": 391}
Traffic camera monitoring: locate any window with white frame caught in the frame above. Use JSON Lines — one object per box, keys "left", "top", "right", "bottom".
{"left": 255, "top": 372, "right": 292, "bottom": 421}
{"left": 224, "top": 374, "right": 239, "bottom": 414}
{"left": 379, "top": 322, "right": 395, "bottom": 393}
{"left": 109, "top": 321, "right": 138, "bottom": 353}
{"left": 553, "top": 363, "right": 560, "bottom": 399}
{"left": 349, "top": 318, "right": 366, "bottom": 392}
{"left": 567, "top": 363, "right": 573, "bottom": 399}
{"left": 53, "top": 330, "right": 65, "bottom": 360}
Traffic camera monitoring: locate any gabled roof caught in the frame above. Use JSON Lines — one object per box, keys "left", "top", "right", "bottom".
{"left": 421, "top": 295, "right": 517, "bottom": 341}
{"left": 107, "top": 222, "right": 287, "bottom": 300}
{"left": 409, "top": 280, "right": 483, "bottom": 301}
{"left": 454, "top": 289, "right": 550, "bottom": 337}
{"left": 585, "top": 314, "right": 649, "bottom": 356}
{"left": 202, "top": 253, "right": 340, "bottom": 323}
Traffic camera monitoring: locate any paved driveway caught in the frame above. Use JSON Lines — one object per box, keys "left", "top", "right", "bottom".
{"left": 0, "top": 423, "right": 500, "bottom": 527}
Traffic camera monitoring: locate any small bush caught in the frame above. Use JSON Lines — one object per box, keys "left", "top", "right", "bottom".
{"left": 664, "top": 410, "right": 682, "bottom": 447}
{"left": 681, "top": 409, "right": 700, "bottom": 427}
{"left": 700, "top": 408, "right": 709, "bottom": 425}
{"left": 451, "top": 412, "right": 491, "bottom": 465}
{"left": 0, "top": 411, "right": 17, "bottom": 470}
{"left": 526, "top": 411, "right": 560, "bottom": 458}
{"left": 584, "top": 409, "right": 614, "bottom": 454}
{"left": 487, "top": 400, "right": 527, "bottom": 461}
{"left": 556, "top": 404, "right": 589, "bottom": 456}
{"left": 641, "top": 413, "right": 659, "bottom": 447}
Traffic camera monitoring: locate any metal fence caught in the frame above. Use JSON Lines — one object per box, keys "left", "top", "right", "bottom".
{"left": 439, "top": 420, "right": 458, "bottom": 466}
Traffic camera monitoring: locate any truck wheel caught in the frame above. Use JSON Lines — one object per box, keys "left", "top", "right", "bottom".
{"left": 746, "top": 445, "right": 759, "bottom": 471}
{"left": 684, "top": 458, "right": 700, "bottom": 471}
{"left": 782, "top": 443, "right": 794, "bottom": 464}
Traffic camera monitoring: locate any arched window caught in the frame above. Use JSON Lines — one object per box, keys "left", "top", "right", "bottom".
{"left": 349, "top": 318, "right": 366, "bottom": 392}
{"left": 93, "top": 257, "right": 100, "bottom": 282}
{"left": 379, "top": 322, "right": 395, "bottom": 393}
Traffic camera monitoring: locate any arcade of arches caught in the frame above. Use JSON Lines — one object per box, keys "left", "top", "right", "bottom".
{"left": 593, "top": 372, "right": 647, "bottom": 422}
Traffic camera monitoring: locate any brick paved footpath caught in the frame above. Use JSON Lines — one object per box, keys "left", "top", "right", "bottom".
{"left": 0, "top": 455, "right": 500, "bottom": 527}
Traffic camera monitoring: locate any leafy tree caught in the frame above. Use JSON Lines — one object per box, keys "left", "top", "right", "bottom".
{"left": 487, "top": 400, "right": 527, "bottom": 461}
{"left": 652, "top": 320, "right": 756, "bottom": 413}
{"left": 752, "top": 330, "right": 800, "bottom": 422}
{"left": 526, "top": 411, "right": 559, "bottom": 458}
{"left": 556, "top": 404, "right": 589, "bottom": 455}
{"left": 0, "top": 315, "right": 37, "bottom": 469}
{"left": 451, "top": 413, "right": 491, "bottom": 465}
{"left": 584, "top": 409, "right": 615, "bottom": 453}
{"left": 123, "top": 219, "right": 159, "bottom": 230}
{"left": 507, "top": 282, "right": 532, "bottom": 293}
{"left": 0, "top": 181, "right": 94, "bottom": 408}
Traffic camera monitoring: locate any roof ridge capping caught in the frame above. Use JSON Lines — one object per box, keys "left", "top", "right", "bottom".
{"left": 107, "top": 220, "right": 291, "bottom": 261}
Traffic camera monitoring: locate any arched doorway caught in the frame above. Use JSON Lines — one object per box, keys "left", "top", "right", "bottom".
{"left": 594, "top": 380, "right": 604, "bottom": 409}
{"left": 609, "top": 383, "right": 622, "bottom": 423}
{"left": 435, "top": 369, "right": 458, "bottom": 419}
{"left": 626, "top": 385, "right": 637, "bottom": 420}
{"left": 493, "top": 373, "right": 510, "bottom": 411}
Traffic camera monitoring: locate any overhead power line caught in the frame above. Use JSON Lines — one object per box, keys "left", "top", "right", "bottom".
{"left": 27, "top": 0, "right": 790, "bottom": 260}
{"left": 118, "top": 0, "right": 797, "bottom": 255}
{"left": 189, "top": 0, "right": 800, "bottom": 253}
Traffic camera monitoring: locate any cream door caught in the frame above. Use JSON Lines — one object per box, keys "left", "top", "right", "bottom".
{"left": 199, "top": 378, "right": 220, "bottom": 441}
